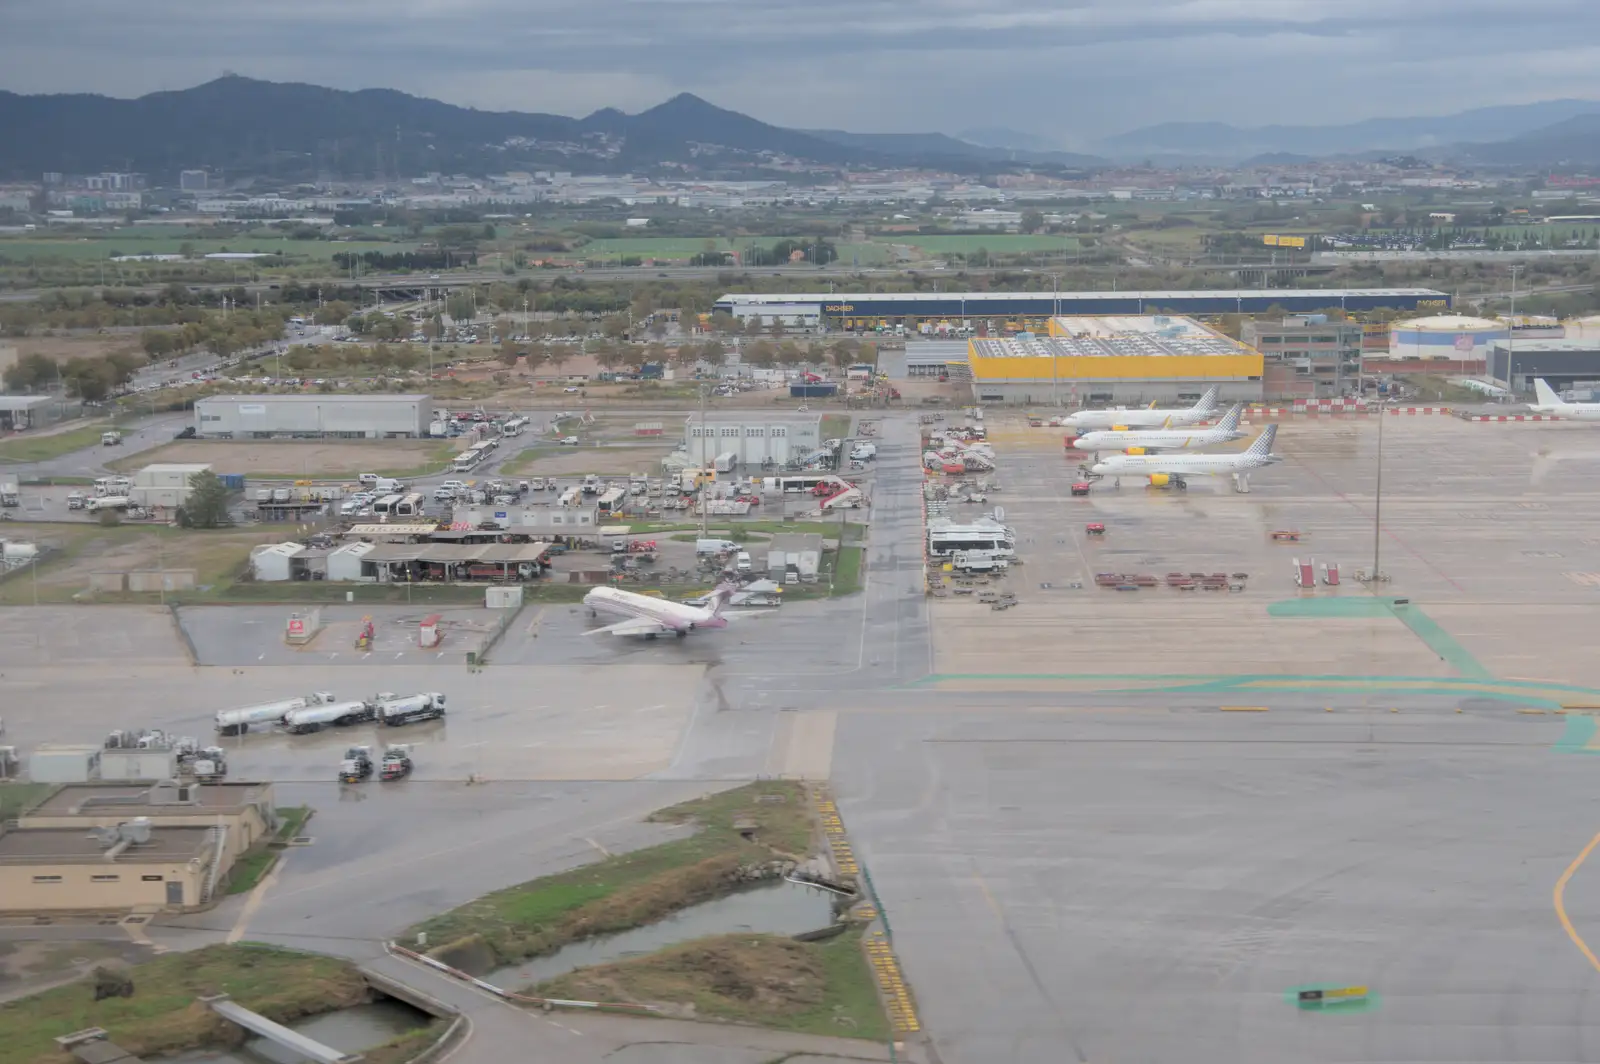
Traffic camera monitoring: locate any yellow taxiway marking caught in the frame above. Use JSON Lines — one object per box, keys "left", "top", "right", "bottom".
{"left": 227, "top": 852, "right": 286, "bottom": 944}
{"left": 1220, "top": 705, "right": 1269, "bottom": 712}
{"left": 1554, "top": 830, "right": 1600, "bottom": 976}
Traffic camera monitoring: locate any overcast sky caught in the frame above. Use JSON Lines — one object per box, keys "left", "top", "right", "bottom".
{"left": 3, "top": 0, "right": 1598, "bottom": 145}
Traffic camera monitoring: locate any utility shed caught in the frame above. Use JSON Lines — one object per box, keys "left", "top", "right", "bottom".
{"left": 249, "top": 543, "right": 304, "bottom": 582}
{"left": 326, "top": 541, "right": 375, "bottom": 582}
{"left": 28, "top": 744, "right": 100, "bottom": 783}
{"left": 766, "top": 532, "right": 823, "bottom": 580}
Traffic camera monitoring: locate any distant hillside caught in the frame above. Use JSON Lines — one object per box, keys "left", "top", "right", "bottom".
{"left": 0, "top": 76, "right": 1114, "bottom": 180}
{"left": 0, "top": 76, "right": 880, "bottom": 179}
{"left": 957, "top": 126, "right": 1061, "bottom": 153}
{"left": 809, "top": 128, "right": 1105, "bottom": 168}
{"left": 1097, "top": 99, "right": 1600, "bottom": 162}
{"left": 1452, "top": 113, "right": 1600, "bottom": 166}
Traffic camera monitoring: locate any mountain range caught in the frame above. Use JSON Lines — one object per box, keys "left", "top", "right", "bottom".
{"left": 1093, "top": 99, "right": 1600, "bottom": 162}
{"left": 0, "top": 75, "right": 1105, "bottom": 181}
{"left": 0, "top": 76, "right": 1597, "bottom": 180}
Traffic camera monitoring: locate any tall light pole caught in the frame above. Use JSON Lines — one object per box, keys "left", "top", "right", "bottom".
{"left": 1506, "top": 264, "right": 1522, "bottom": 397}
{"left": 1371, "top": 406, "right": 1385, "bottom": 581}
{"left": 698, "top": 383, "right": 710, "bottom": 541}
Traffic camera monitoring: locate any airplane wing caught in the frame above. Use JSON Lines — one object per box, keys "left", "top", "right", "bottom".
{"left": 587, "top": 617, "right": 676, "bottom": 637}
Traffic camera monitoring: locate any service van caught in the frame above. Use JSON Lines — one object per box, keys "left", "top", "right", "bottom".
{"left": 696, "top": 539, "right": 740, "bottom": 557}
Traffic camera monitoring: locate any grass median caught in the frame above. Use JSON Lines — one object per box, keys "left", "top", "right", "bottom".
{"left": 407, "top": 781, "right": 811, "bottom": 972}
{"left": 0, "top": 424, "right": 115, "bottom": 465}
{"left": 0, "top": 944, "right": 366, "bottom": 1064}
{"left": 534, "top": 930, "right": 890, "bottom": 1041}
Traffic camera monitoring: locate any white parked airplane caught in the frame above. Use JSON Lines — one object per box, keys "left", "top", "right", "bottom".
{"left": 583, "top": 582, "right": 738, "bottom": 638}
{"left": 1071, "top": 403, "right": 1246, "bottom": 456}
{"left": 1060, "top": 386, "right": 1219, "bottom": 432}
{"left": 1532, "top": 378, "right": 1600, "bottom": 421}
{"left": 1089, "top": 424, "right": 1281, "bottom": 491}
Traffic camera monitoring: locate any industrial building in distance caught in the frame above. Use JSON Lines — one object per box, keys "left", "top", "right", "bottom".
{"left": 194, "top": 393, "right": 434, "bottom": 439}
{"left": 961, "top": 315, "right": 1264, "bottom": 404}
{"left": 714, "top": 288, "right": 1451, "bottom": 331}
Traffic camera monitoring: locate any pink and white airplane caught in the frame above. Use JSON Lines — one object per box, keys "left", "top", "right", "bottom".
{"left": 583, "top": 582, "right": 739, "bottom": 638}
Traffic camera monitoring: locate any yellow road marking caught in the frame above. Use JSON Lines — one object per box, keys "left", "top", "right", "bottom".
{"left": 1554, "top": 830, "right": 1600, "bottom": 976}
{"left": 1220, "top": 705, "right": 1270, "bottom": 712}
{"left": 227, "top": 852, "right": 286, "bottom": 944}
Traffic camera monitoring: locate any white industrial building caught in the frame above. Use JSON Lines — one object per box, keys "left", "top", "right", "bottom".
{"left": 194, "top": 394, "right": 434, "bottom": 439}
{"left": 726, "top": 302, "right": 822, "bottom": 328}
{"left": 683, "top": 413, "right": 825, "bottom": 469}
{"left": 767, "top": 533, "right": 823, "bottom": 582}
{"left": 129, "top": 463, "right": 210, "bottom": 510}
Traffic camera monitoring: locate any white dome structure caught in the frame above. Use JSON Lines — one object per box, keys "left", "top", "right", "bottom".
{"left": 1388, "top": 314, "right": 1508, "bottom": 362}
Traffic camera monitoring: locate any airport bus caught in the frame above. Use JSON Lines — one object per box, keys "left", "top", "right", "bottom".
{"left": 927, "top": 522, "right": 1016, "bottom": 558}
{"left": 761, "top": 474, "right": 842, "bottom": 494}
{"left": 393, "top": 492, "right": 428, "bottom": 517}
{"left": 501, "top": 417, "right": 530, "bottom": 437}
{"left": 452, "top": 441, "right": 495, "bottom": 472}
{"left": 371, "top": 493, "right": 405, "bottom": 516}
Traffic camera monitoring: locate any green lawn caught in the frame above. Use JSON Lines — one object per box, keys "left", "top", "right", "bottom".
{"left": 0, "top": 423, "right": 117, "bottom": 465}
{"left": 830, "top": 545, "right": 864, "bottom": 596}
{"left": 0, "top": 782, "right": 56, "bottom": 820}
{"left": 407, "top": 781, "right": 811, "bottom": 968}
{"left": 906, "top": 235, "right": 1081, "bottom": 253}
{"left": 0, "top": 944, "right": 367, "bottom": 1064}
{"left": 225, "top": 850, "right": 279, "bottom": 895}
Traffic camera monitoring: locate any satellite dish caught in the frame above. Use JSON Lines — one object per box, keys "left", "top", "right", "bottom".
{"left": 993, "top": 506, "right": 1005, "bottom": 522}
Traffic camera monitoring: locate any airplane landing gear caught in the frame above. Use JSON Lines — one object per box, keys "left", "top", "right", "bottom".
{"left": 675, "top": 629, "right": 689, "bottom": 639}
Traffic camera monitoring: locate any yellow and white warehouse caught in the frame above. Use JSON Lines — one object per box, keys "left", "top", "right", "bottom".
{"left": 962, "top": 315, "right": 1264, "bottom": 405}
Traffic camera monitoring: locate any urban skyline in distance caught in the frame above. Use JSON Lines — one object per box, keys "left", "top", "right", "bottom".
{"left": 3, "top": 0, "right": 1598, "bottom": 145}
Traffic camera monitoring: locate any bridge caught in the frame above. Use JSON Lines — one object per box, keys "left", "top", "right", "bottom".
{"left": 201, "top": 995, "right": 363, "bottom": 1063}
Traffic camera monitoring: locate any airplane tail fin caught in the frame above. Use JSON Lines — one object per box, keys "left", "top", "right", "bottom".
{"left": 1534, "top": 378, "right": 1562, "bottom": 408}
{"left": 1244, "top": 424, "right": 1277, "bottom": 458}
{"left": 1193, "top": 385, "right": 1220, "bottom": 413}
{"left": 709, "top": 582, "right": 739, "bottom": 617}
{"left": 1217, "top": 403, "right": 1243, "bottom": 433}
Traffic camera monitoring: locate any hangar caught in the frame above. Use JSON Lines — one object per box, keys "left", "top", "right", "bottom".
{"left": 963, "top": 314, "right": 1264, "bottom": 404}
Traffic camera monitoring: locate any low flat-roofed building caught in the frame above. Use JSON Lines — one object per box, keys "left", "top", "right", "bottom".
{"left": 0, "top": 824, "right": 218, "bottom": 911}
{"left": 19, "top": 780, "right": 276, "bottom": 869}
{"left": 0, "top": 394, "right": 78, "bottom": 431}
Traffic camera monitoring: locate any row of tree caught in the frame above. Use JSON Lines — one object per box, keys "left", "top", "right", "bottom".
{"left": 1, "top": 350, "right": 142, "bottom": 401}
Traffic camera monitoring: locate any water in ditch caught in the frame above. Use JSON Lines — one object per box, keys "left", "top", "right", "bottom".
{"left": 150, "top": 999, "right": 429, "bottom": 1064}
{"left": 488, "top": 879, "right": 838, "bottom": 990}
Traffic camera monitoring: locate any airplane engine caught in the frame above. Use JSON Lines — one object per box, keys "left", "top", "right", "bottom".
{"left": 1123, "top": 447, "right": 1146, "bottom": 456}
{"left": 1147, "top": 474, "right": 1172, "bottom": 487}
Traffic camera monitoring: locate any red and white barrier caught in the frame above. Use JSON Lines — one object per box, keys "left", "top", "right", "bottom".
{"left": 1460, "top": 414, "right": 1563, "bottom": 422}
{"left": 1385, "top": 406, "right": 1449, "bottom": 415}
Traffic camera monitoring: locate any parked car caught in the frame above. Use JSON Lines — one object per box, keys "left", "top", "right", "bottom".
{"left": 558, "top": 436, "right": 580, "bottom": 446}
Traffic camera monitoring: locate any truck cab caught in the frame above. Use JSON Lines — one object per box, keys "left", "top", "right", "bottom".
{"left": 338, "top": 746, "right": 373, "bottom": 784}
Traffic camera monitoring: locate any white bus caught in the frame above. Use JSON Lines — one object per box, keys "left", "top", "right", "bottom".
{"left": 761, "top": 474, "right": 844, "bottom": 494}
{"left": 371, "top": 493, "right": 405, "bottom": 516}
{"left": 927, "top": 522, "right": 1016, "bottom": 558}
{"left": 501, "top": 417, "right": 529, "bottom": 437}
{"left": 394, "top": 492, "right": 428, "bottom": 517}
{"left": 452, "top": 442, "right": 495, "bottom": 472}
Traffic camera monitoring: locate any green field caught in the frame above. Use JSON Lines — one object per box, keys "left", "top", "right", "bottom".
{"left": 902, "top": 235, "right": 1081, "bottom": 253}
{"left": 576, "top": 237, "right": 890, "bottom": 266}
{"left": 0, "top": 236, "right": 424, "bottom": 263}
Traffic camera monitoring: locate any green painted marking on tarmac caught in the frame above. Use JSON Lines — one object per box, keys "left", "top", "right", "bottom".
{"left": 1284, "top": 984, "right": 1380, "bottom": 1013}
{"left": 1554, "top": 714, "right": 1600, "bottom": 754}
{"left": 1267, "top": 597, "right": 1492, "bottom": 680}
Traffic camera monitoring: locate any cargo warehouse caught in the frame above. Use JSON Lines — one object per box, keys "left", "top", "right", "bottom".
{"left": 194, "top": 394, "right": 434, "bottom": 439}
{"left": 714, "top": 288, "right": 1450, "bottom": 332}
{"left": 962, "top": 314, "right": 1264, "bottom": 405}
